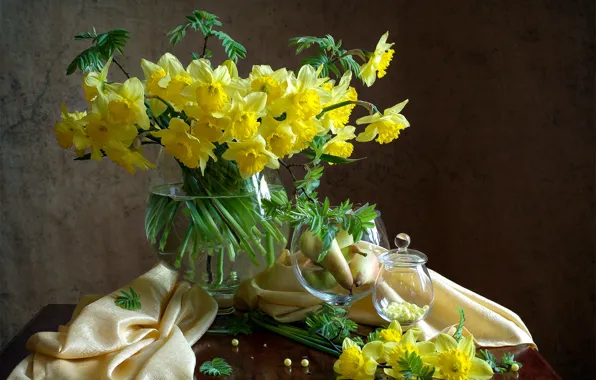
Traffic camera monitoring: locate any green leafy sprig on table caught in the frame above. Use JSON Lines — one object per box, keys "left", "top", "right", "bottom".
{"left": 66, "top": 28, "right": 130, "bottom": 75}
{"left": 397, "top": 351, "right": 435, "bottom": 380}
{"left": 199, "top": 358, "right": 233, "bottom": 376}
{"left": 305, "top": 303, "right": 358, "bottom": 343}
{"left": 167, "top": 10, "right": 246, "bottom": 62}
{"left": 114, "top": 287, "right": 141, "bottom": 311}
{"left": 476, "top": 350, "right": 523, "bottom": 374}
{"left": 207, "top": 314, "right": 253, "bottom": 336}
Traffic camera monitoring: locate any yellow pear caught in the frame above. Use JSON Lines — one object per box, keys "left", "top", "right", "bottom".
{"left": 348, "top": 248, "right": 380, "bottom": 287}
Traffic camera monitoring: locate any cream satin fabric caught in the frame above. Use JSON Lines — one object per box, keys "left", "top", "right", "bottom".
{"left": 235, "top": 248, "right": 535, "bottom": 348}
{"left": 9, "top": 263, "right": 217, "bottom": 380}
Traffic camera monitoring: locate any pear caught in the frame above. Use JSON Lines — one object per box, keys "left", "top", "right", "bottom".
{"left": 335, "top": 228, "right": 354, "bottom": 249}
{"left": 302, "top": 260, "right": 339, "bottom": 290}
{"left": 299, "top": 229, "right": 354, "bottom": 290}
{"left": 348, "top": 248, "right": 380, "bottom": 287}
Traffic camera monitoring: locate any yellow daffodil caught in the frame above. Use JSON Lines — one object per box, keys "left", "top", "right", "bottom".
{"left": 53, "top": 104, "right": 88, "bottom": 149}
{"left": 283, "top": 65, "right": 329, "bottom": 121}
{"left": 83, "top": 56, "right": 112, "bottom": 103}
{"left": 289, "top": 117, "right": 324, "bottom": 152}
{"left": 424, "top": 334, "right": 494, "bottom": 380}
{"left": 323, "top": 125, "right": 356, "bottom": 159}
{"left": 249, "top": 65, "right": 288, "bottom": 105}
{"left": 379, "top": 320, "right": 404, "bottom": 343}
{"left": 259, "top": 115, "right": 296, "bottom": 158}
{"left": 103, "top": 141, "right": 154, "bottom": 174}
{"left": 185, "top": 105, "right": 229, "bottom": 143}
{"left": 183, "top": 59, "right": 231, "bottom": 113}
{"left": 321, "top": 72, "right": 358, "bottom": 133}
{"left": 103, "top": 77, "right": 150, "bottom": 129}
{"left": 141, "top": 53, "right": 193, "bottom": 113}
{"left": 356, "top": 99, "right": 410, "bottom": 144}
{"left": 383, "top": 328, "right": 436, "bottom": 378}
{"left": 333, "top": 338, "right": 383, "bottom": 380}
{"left": 224, "top": 92, "right": 267, "bottom": 141}
{"left": 152, "top": 118, "right": 216, "bottom": 172}
{"left": 359, "top": 32, "right": 395, "bottom": 87}
{"left": 222, "top": 135, "right": 279, "bottom": 178}
{"left": 223, "top": 59, "right": 251, "bottom": 97}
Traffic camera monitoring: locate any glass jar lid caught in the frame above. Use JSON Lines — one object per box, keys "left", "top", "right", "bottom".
{"left": 378, "top": 233, "right": 428, "bottom": 266}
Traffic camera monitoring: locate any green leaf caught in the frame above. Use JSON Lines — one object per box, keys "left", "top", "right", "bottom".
{"left": 114, "top": 287, "right": 141, "bottom": 311}
{"left": 366, "top": 329, "right": 383, "bottom": 343}
{"left": 212, "top": 30, "right": 247, "bottom": 62}
{"left": 305, "top": 303, "right": 358, "bottom": 342}
{"left": 301, "top": 148, "right": 365, "bottom": 164}
{"left": 397, "top": 351, "right": 435, "bottom": 380}
{"left": 66, "top": 28, "right": 130, "bottom": 75}
{"left": 288, "top": 36, "right": 328, "bottom": 54}
{"left": 199, "top": 358, "right": 232, "bottom": 376}
{"left": 453, "top": 307, "right": 465, "bottom": 342}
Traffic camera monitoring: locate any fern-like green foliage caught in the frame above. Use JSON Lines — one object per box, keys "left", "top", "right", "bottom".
{"left": 199, "top": 358, "right": 233, "bottom": 376}
{"left": 167, "top": 10, "right": 246, "bottom": 62}
{"left": 305, "top": 304, "right": 358, "bottom": 342}
{"left": 114, "top": 287, "right": 141, "bottom": 311}
{"left": 452, "top": 306, "right": 465, "bottom": 342}
{"left": 67, "top": 28, "right": 130, "bottom": 75}
{"left": 397, "top": 351, "right": 435, "bottom": 380}
{"left": 476, "top": 349, "right": 522, "bottom": 373}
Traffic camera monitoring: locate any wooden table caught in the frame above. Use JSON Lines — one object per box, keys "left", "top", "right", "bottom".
{"left": 0, "top": 304, "right": 561, "bottom": 380}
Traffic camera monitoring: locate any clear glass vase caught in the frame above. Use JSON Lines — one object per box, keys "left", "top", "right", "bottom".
{"left": 146, "top": 149, "right": 289, "bottom": 314}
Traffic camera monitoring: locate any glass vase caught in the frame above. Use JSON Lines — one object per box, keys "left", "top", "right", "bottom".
{"left": 146, "top": 149, "right": 289, "bottom": 314}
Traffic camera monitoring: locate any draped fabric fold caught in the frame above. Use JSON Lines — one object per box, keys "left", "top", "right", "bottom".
{"left": 9, "top": 264, "right": 217, "bottom": 380}
{"left": 235, "top": 249, "right": 535, "bottom": 348}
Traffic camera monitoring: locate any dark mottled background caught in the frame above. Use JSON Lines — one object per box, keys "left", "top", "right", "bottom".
{"left": 0, "top": 0, "right": 594, "bottom": 377}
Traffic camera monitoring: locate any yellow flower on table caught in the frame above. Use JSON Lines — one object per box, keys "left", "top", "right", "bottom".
{"left": 103, "top": 141, "right": 154, "bottom": 174}
{"left": 141, "top": 53, "right": 193, "bottom": 114}
{"left": 152, "top": 118, "right": 216, "bottom": 173}
{"left": 379, "top": 320, "right": 404, "bottom": 343}
{"left": 53, "top": 104, "right": 87, "bottom": 150}
{"left": 224, "top": 92, "right": 267, "bottom": 141}
{"left": 183, "top": 59, "right": 231, "bottom": 113}
{"left": 334, "top": 338, "right": 383, "bottom": 380}
{"left": 383, "top": 328, "right": 436, "bottom": 378}
{"left": 83, "top": 56, "right": 112, "bottom": 103}
{"left": 259, "top": 115, "right": 296, "bottom": 158}
{"left": 249, "top": 65, "right": 288, "bottom": 105}
{"left": 323, "top": 125, "right": 356, "bottom": 159}
{"left": 104, "top": 77, "right": 150, "bottom": 130}
{"left": 424, "top": 334, "right": 494, "bottom": 380}
{"left": 356, "top": 99, "right": 410, "bottom": 144}
{"left": 222, "top": 135, "right": 279, "bottom": 178}
{"left": 359, "top": 32, "right": 395, "bottom": 87}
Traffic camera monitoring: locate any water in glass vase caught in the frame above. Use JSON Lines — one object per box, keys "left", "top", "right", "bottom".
{"left": 146, "top": 183, "right": 289, "bottom": 314}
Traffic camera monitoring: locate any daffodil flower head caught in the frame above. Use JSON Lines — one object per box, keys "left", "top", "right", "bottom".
{"left": 383, "top": 328, "right": 436, "bottom": 378}
{"left": 103, "top": 141, "right": 155, "bottom": 174}
{"left": 249, "top": 65, "right": 288, "bottom": 105}
{"left": 103, "top": 77, "right": 150, "bottom": 129}
{"left": 184, "top": 59, "right": 231, "bottom": 113}
{"left": 53, "top": 103, "right": 88, "bottom": 149}
{"left": 152, "top": 118, "right": 216, "bottom": 172}
{"left": 83, "top": 56, "right": 113, "bottom": 103}
{"left": 141, "top": 53, "right": 193, "bottom": 115}
{"left": 380, "top": 320, "right": 403, "bottom": 342}
{"left": 226, "top": 92, "right": 267, "bottom": 141}
{"left": 185, "top": 105, "right": 229, "bottom": 143}
{"left": 221, "top": 135, "right": 279, "bottom": 178}
{"left": 289, "top": 117, "right": 323, "bottom": 153}
{"left": 333, "top": 338, "right": 382, "bottom": 380}
{"left": 321, "top": 71, "right": 358, "bottom": 133}
{"left": 323, "top": 125, "right": 356, "bottom": 159}
{"left": 259, "top": 115, "right": 296, "bottom": 158}
{"left": 425, "top": 334, "right": 494, "bottom": 380}
{"left": 285, "top": 65, "right": 328, "bottom": 121}
{"left": 359, "top": 32, "right": 395, "bottom": 87}
{"left": 356, "top": 99, "right": 410, "bottom": 144}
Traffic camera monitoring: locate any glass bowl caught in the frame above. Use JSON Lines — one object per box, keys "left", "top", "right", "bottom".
{"left": 289, "top": 213, "right": 389, "bottom": 307}
{"left": 373, "top": 233, "right": 434, "bottom": 326}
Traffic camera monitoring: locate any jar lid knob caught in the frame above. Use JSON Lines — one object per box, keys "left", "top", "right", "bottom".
{"left": 394, "top": 233, "right": 411, "bottom": 251}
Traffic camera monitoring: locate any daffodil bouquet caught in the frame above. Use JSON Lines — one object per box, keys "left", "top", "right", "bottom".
{"left": 54, "top": 10, "right": 410, "bottom": 289}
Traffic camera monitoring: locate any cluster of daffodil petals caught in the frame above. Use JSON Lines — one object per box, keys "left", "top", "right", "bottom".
{"left": 54, "top": 33, "right": 410, "bottom": 176}
{"left": 334, "top": 321, "right": 494, "bottom": 380}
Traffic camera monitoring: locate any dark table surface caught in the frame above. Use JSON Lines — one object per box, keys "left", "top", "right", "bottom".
{"left": 0, "top": 304, "right": 561, "bottom": 380}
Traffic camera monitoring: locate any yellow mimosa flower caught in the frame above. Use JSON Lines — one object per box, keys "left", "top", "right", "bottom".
{"left": 382, "top": 328, "right": 436, "bottom": 378}
{"left": 83, "top": 56, "right": 112, "bottom": 103}
{"left": 103, "top": 141, "right": 155, "bottom": 174}
{"left": 222, "top": 135, "right": 279, "bottom": 178}
{"left": 333, "top": 338, "right": 382, "bottom": 380}
{"left": 289, "top": 117, "right": 324, "bottom": 152}
{"left": 225, "top": 92, "right": 267, "bottom": 141}
{"left": 185, "top": 105, "right": 229, "bottom": 143}
{"left": 321, "top": 72, "right": 358, "bottom": 133}
{"left": 53, "top": 104, "right": 87, "bottom": 149}
{"left": 359, "top": 32, "right": 395, "bottom": 87}
{"left": 424, "top": 334, "right": 494, "bottom": 380}
{"left": 323, "top": 125, "right": 356, "bottom": 159}
{"left": 152, "top": 118, "right": 216, "bottom": 172}
{"left": 249, "top": 65, "right": 288, "bottom": 105}
{"left": 183, "top": 59, "right": 231, "bottom": 113}
{"left": 259, "top": 115, "right": 296, "bottom": 158}
{"left": 104, "top": 77, "right": 150, "bottom": 129}
{"left": 356, "top": 99, "right": 410, "bottom": 144}
{"left": 141, "top": 53, "right": 193, "bottom": 113}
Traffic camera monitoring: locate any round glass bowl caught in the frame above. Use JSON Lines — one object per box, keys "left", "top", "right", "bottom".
{"left": 373, "top": 233, "right": 434, "bottom": 326}
{"left": 289, "top": 213, "right": 390, "bottom": 307}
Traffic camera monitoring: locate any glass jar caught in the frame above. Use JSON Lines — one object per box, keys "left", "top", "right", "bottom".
{"left": 373, "top": 233, "right": 434, "bottom": 326}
